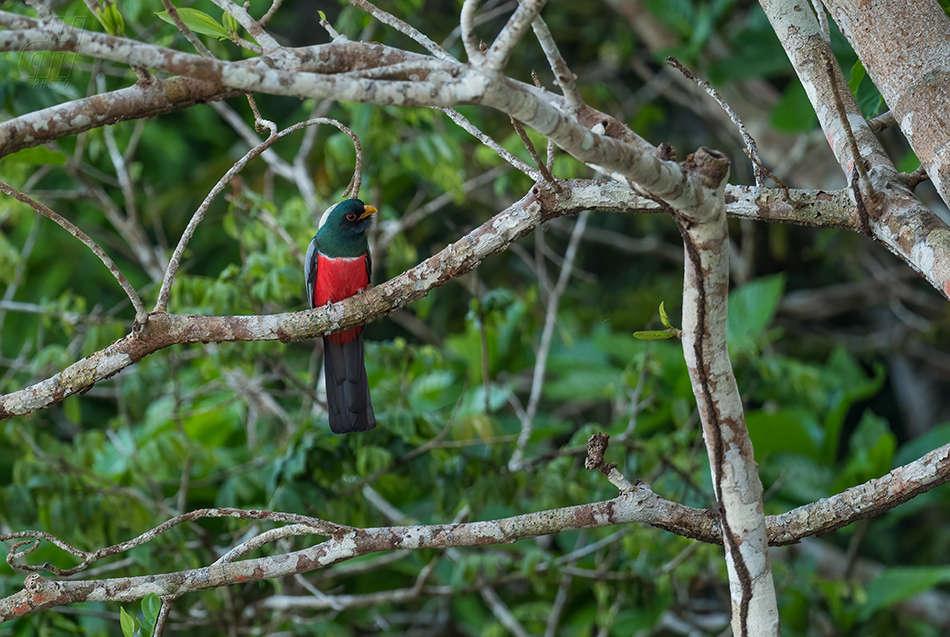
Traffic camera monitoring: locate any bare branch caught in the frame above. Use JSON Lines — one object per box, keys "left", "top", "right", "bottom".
{"left": 0, "top": 76, "right": 242, "bottom": 159}
{"left": 675, "top": 148, "right": 779, "bottom": 634}
{"left": 347, "top": 0, "right": 455, "bottom": 61}
{"left": 759, "top": 0, "right": 950, "bottom": 299}
{"left": 207, "top": 0, "right": 280, "bottom": 52}
{"left": 509, "top": 116, "right": 559, "bottom": 187}
{"left": 460, "top": 0, "right": 483, "bottom": 62}
{"left": 482, "top": 0, "right": 549, "bottom": 73}
{"left": 666, "top": 56, "right": 767, "bottom": 188}
{"left": 437, "top": 107, "right": 541, "bottom": 179}
{"left": 0, "top": 180, "right": 146, "bottom": 323}
{"left": 2, "top": 508, "right": 348, "bottom": 576}
{"left": 0, "top": 179, "right": 872, "bottom": 419}
{"left": 530, "top": 15, "right": 583, "bottom": 113}
{"left": 160, "top": 0, "right": 212, "bottom": 57}
{"left": 259, "top": 0, "right": 283, "bottom": 27}
{"left": 3, "top": 438, "right": 947, "bottom": 619}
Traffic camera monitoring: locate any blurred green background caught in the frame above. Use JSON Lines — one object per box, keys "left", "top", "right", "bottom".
{"left": 1, "top": 0, "right": 949, "bottom": 634}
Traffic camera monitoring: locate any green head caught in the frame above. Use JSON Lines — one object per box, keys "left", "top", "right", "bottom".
{"left": 315, "top": 198, "right": 378, "bottom": 257}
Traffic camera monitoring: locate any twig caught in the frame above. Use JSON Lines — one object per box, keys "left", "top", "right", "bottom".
{"left": 583, "top": 433, "right": 637, "bottom": 493}
{"left": 530, "top": 15, "right": 583, "bottom": 113}
{"left": 509, "top": 210, "right": 589, "bottom": 471}
{"left": 160, "top": 0, "right": 212, "bottom": 56}
{"left": 213, "top": 524, "right": 325, "bottom": 565}
{"left": 437, "top": 107, "right": 541, "bottom": 179}
{"left": 810, "top": 0, "right": 830, "bottom": 42}
{"left": 509, "top": 116, "right": 559, "bottom": 187}
{"left": 1, "top": 508, "right": 350, "bottom": 576}
{"left": 743, "top": 149, "right": 791, "bottom": 200}
{"left": 207, "top": 0, "right": 279, "bottom": 51}
{"left": 377, "top": 164, "right": 510, "bottom": 251}
{"left": 666, "top": 56, "right": 767, "bottom": 187}
{"left": 259, "top": 0, "right": 283, "bottom": 26}
{"left": 152, "top": 597, "right": 174, "bottom": 637}
{"left": 0, "top": 180, "right": 146, "bottom": 323}
{"left": 821, "top": 49, "right": 875, "bottom": 234}
{"left": 317, "top": 10, "right": 342, "bottom": 40}
{"left": 346, "top": 0, "right": 454, "bottom": 61}
{"left": 480, "top": 586, "right": 531, "bottom": 637}
{"left": 460, "top": 0, "right": 483, "bottom": 62}
{"left": 483, "top": 0, "right": 550, "bottom": 73}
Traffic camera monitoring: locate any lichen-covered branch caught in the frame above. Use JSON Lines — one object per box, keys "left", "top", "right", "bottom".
{"left": 758, "top": 0, "right": 950, "bottom": 299}
{"left": 0, "top": 180, "right": 863, "bottom": 420}
{"left": 673, "top": 149, "right": 779, "bottom": 636}
{"left": 819, "top": 0, "right": 950, "bottom": 213}
{"left": 2, "top": 440, "right": 947, "bottom": 621}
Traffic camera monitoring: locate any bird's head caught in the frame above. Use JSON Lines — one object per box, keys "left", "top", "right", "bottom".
{"left": 318, "top": 198, "right": 378, "bottom": 237}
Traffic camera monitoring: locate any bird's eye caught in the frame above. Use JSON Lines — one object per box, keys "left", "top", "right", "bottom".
{"left": 346, "top": 213, "right": 357, "bottom": 221}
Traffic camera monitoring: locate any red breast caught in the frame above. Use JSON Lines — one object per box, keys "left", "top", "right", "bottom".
{"left": 314, "top": 254, "right": 369, "bottom": 344}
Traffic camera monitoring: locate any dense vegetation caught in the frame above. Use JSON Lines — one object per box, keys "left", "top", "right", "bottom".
{"left": 1, "top": 0, "right": 949, "bottom": 634}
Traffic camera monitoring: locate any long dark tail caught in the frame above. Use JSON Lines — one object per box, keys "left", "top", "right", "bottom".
{"left": 323, "top": 334, "right": 376, "bottom": 433}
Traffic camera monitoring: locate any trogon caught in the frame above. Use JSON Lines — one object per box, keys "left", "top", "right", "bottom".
{"left": 304, "top": 198, "right": 378, "bottom": 433}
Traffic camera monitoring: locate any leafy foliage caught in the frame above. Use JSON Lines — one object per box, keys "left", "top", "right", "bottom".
{"left": 0, "top": 0, "right": 949, "bottom": 635}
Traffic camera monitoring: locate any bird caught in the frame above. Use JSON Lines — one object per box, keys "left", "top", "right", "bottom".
{"left": 304, "top": 198, "right": 378, "bottom": 433}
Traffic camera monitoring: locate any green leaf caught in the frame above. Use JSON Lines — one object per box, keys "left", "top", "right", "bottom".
{"left": 862, "top": 566, "right": 950, "bottom": 617}
{"left": 848, "top": 60, "right": 866, "bottom": 93}
{"left": 142, "top": 594, "right": 161, "bottom": 633}
{"left": 222, "top": 12, "right": 239, "bottom": 35}
{"left": 770, "top": 81, "right": 816, "bottom": 133}
{"left": 658, "top": 301, "right": 671, "bottom": 328}
{"left": 119, "top": 606, "right": 138, "bottom": 637}
{"left": 745, "top": 408, "right": 821, "bottom": 460}
{"left": 633, "top": 330, "right": 675, "bottom": 341}
{"left": 156, "top": 8, "right": 231, "bottom": 39}
{"left": 4, "top": 146, "right": 67, "bottom": 165}
{"left": 727, "top": 274, "right": 785, "bottom": 355}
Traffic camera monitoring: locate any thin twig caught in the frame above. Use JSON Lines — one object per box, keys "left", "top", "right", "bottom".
{"left": 509, "top": 116, "right": 559, "bottom": 188}
{"left": 1, "top": 508, "right": 350, "bottom": 576}
{"left": 530, "top": 15, "right": 583, "bottom": 113}
{"left": 347, "top": 0, "right": 454, "bottom": 61}
{"left": 378, "top": 164, "right": 509, "bottom": 251}
{"left": 437, "top": 107, "right": 541, "bottom": 179}
{"left": 821, "top": 49, "right": 874, "bottom": 234}
{"left": 0, "top": 181, "right": 146, "bottom": 323}
{"left": 509, "top": 210, "right": 589, "bottom": 471}
{"left": 207, "top": 0, "right": 279, "bottom": 51}
{"left": 259, "top": 0, "right": 283, "bottom": 26}
{"left": 152, "top": 597, "right": 174, "bottom": 637}
{"left": 810, "top": 0, "right": 830, "bottom": 43}
{"left": 160, "top": 0, "right": 212, "bottom": 56}
{"left": 666, "top": 56, "right": 767, "bottom": 187}
{"left": 483, "top": 0, "right": 550, "bottom": 72}
{"left": 460, "top": 0, "right": 483, "bottom": 62}
{"left": 743, "top": 149, "right": 791, "bottom": 200}
{"left": 213, "top": 524, "right": 325, "bottom": 565}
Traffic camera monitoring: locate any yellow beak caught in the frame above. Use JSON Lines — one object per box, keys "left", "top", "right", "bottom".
{"left": 359, "top": 205, "right": 378, "bottom": 220}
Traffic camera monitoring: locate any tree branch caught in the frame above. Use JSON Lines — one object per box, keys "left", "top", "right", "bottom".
{"left": 0, "top": 180, "right": 147, "bottom": 323}
{"left": 2, "top": 440, "right": 947, "bottom": 620}
{"left": 759, "top": 0, "right": 950, "bottom": 299}
{"left": 0, "top": 179, "right": 868, "bottom": 420}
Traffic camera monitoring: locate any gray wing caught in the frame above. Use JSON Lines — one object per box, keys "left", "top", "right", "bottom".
{"left": 304, "top": 235, "right": 319, "bottom": 309}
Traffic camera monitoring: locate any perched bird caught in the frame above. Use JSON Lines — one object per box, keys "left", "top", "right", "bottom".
{"left": 304, "top": 199, "right": 378, "bottom": 433}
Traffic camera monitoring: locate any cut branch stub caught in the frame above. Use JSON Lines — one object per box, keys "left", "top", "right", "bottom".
{"left": 682, "top": 147, "right": 731, "bottom": 191}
